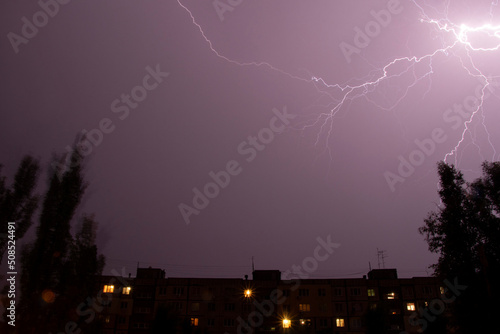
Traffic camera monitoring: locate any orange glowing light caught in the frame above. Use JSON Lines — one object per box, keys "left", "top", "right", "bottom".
{"left": 42, "top": 289, "right": 56, "bottom": 303}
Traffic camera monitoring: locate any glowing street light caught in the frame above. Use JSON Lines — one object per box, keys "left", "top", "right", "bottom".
{"left": 282, "top": 319, "right": 291, "bottom": 328}
{"left": 244, "top": 289, "right": 252, "bottom": 298}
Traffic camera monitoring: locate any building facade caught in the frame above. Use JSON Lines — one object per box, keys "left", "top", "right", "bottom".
{"left": 94, "top": 267, "right": 445, "bottom": 334}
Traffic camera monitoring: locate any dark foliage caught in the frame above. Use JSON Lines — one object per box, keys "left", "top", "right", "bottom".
{"left": 0, "top": 156, "right": 40, "bottom": 263}
{"left": 1, "top": 146, "right": 105, "bottom": 334}
{"left": 419, "top": 161, "right": 500, "bottom": 333}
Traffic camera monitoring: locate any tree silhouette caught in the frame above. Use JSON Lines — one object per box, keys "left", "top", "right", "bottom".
{"left": 1, "top": 144, "right": 106, "bottom": 334}
{"left": 0, "top": 155, "right": 40, "bottom": 263}
{"left": 419, "top": 161, "right": 500, "bottom": 333}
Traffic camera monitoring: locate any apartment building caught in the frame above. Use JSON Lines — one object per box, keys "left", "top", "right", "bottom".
{"left": 95, "top": 267, "right": 444, "bottom": 334}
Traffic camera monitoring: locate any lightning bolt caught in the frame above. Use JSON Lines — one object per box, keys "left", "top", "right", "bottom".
{"left": 418, "top": 8, "right": 500, "bottom": 165}
{"left": 176, "top": 0, "right": 500, "bottom": 176}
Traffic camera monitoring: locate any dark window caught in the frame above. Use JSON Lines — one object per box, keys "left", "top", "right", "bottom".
{"left": 422, "top": 286, "right": 432, "bottom": 294}
{"left": 223, "top": 319, "right": 235, "bottom": 327}
{"left": 320, "top": 303, "right": 328, "bottom": 312}
{"left": 335, "top": 303, "right": 344, "bottom": 312}
{"left": 173, "top": 287, "right": 184, "bottom": 296}
{"left": 299, "top": 289, "right": 309, "bottom": 297}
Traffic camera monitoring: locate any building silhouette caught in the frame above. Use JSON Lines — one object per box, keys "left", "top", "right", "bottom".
{"left": 94, "top": 267, "right": 446, "bottom": 334}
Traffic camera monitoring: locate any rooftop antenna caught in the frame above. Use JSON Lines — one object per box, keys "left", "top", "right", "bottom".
{"left": 369, "top": 261, "right": 372, "bottom": 271}
{"left": 377, "top": 248, "right": 388, "bottom": 269}
{"left": 252, "top": 256, "right": 255, "bottom": 272}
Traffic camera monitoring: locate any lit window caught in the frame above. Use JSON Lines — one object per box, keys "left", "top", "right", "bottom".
{"left": 407, "top": 303, "right": 416, "bottom": 311}
{"left": 244, "top": 289, "right": 252, "bottom": 298}
{"left": 336, "top": 318, "right": 345, "bottom": 327}
{"left": 387, "top": 292, "right": 395, "bottom": 300}
{"left": 367, "top": 289, "right": 375, "bottom": 297}
{"left": 122, "top": 287, "right": 131, "bottom": 295}
{"left": 424, "top": 301, "right": 429, "bottom": 307}
{"left": 299, "top": 304, "right": 310, "bottom": 312}
{"left": 440, "top": 286, "right": 445, "bottom": 295}
{"left": 105, "top": 315, "right": 111, "bottom": 323}
{"left": 103, "top": 285, "right": 114, "bottom": 293}
{"left": 282, "top": 319, "right": 291, "bottom": 328}
{"left": 190, "top": 318, "right": 199, "bottom": 326}
{"left": 299, "top": 319, "right": 311, "bottom": 326}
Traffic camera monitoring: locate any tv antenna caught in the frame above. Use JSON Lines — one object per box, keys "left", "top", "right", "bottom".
{"left": 377, "top": 248, "right": 388, "bottom": 269}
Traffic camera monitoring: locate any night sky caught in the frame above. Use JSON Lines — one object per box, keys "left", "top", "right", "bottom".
{"left": 2, "top": 0, "right": 500, "bottom": 278}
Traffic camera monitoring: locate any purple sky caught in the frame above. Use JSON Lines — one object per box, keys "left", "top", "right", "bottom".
{"left": 1, "top": 0, "right": 500, "bottom": 278}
